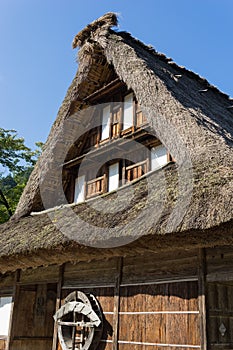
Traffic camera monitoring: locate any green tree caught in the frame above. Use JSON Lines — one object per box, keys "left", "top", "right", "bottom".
{"left": 0, "top": 128, "right": 43, "bottom": 223}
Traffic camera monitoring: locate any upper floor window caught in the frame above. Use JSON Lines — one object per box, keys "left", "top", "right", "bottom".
{"left": 74, "top": 175, "right": 85, "bottom": 204}
{"left": 99, "top": 91, "right": 146, "bottom": 144}
{"left": 108, "top": 162, "right": 119, "bottom": 192}
{"left": 123, "top": 93, "right": 134, "bottom": 130}
{"left": 70, "top": 142, "right": 171, "bottom": 204}
{"left": 101, "top": 105, "right": 111, "bottom": 140}
{"left": 151, "top": 145, "right": 168, "bottom": 171}
{"left": 63, "top": 83, "right": 173, "bottom": 204}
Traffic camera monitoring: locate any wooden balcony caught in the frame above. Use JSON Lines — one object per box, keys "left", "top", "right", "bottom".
{"left": 86, "top": 175, "right": 106, "bottom": 199}
{"left": 125, "top": 160, "right": 148, "bottom": 182}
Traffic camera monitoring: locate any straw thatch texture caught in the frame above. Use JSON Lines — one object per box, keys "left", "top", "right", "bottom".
{"left": 0, "top": 164, "right": 233, "bottom": 273}
{"left": 1, "top": 13, "right": 231, "bottom": 272}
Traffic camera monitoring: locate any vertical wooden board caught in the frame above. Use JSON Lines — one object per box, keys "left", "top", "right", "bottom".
{"left": 85, "top": 286, "right": 114, "bottom": 343}
{"left": 127, "top": 315, "right": 144, "bottom": 343}
{"left": 120, "top": 282, "right": 198, "bottom": 313}
{"left": 34, "top": 284, "right": 48, "bottom": 337}
{"left": 119, "top": 282, "right": 199, "bottom": 347}
{"left": 45, "top": 285, "right": 57, "bottom": 337}
{"left": 208, "top": 315, "right": 218, "bottom": 345}
{"left": 119, "top": 314, "right": 159, "bottom": 342}
{"left": 90, "top": 287, "right": 114, "bottom": 312}
{"left": 207, "top": 282, "right": 233, "bottom": 348}
{"left": 166, "top": 314, "right": 200, "bottom": 345}
{"left": 12, "top": 286, "right": 36, "bottom": 337}
{"left": 207, "top": 283, "right": 218, "bottom": 311}
{"left": 145, "top": 284, "right": 165, "bottom": 311}
{"left": 217, "top": 284, "right": 228, "bottom": 311}
{"left": 119, "top": 314, "right": 200, "bottom": 345}
{"left": 12, "top": 284, "right": 56, "bottom": 344}
{"left": 227, "top": 284, "right": 233, "bottom": 311}
{"left": 0, "top": 339, "right": 6, "bottom": 350}
{"left": 165, "top": 281, "right": 199, "bottom": 311}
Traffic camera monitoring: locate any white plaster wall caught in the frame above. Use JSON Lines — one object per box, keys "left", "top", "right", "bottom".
{"left": 0, "top": 297, "right": 12, "bottom": 336}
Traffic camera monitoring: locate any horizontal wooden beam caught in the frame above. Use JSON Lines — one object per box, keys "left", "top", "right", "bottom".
{"left": 118, "top": 340, "right": 200, "bottom": 348}
{"left": 120, "top": 277, "right": 198, "bottom": 287}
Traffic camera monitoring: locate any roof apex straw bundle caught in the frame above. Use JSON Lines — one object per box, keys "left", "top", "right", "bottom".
{"left": 72, "top": 12, "right": 118, "bottom": 48}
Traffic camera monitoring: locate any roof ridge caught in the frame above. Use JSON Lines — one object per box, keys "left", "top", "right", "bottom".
{"left": 115, "top": 30, "right": 233, "bottom": 102}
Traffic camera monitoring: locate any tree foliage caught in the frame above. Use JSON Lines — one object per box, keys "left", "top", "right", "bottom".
{"left": 0, "top": 128, "right": 43, "bottom": 223}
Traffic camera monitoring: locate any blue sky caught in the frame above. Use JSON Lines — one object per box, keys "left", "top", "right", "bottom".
{"left": 0, "top": 0, "right": 232, "bottom": 150}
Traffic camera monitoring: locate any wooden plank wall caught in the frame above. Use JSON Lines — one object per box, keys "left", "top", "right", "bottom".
{"left": 59, "top": 249, "right": 201, "bottom": 350}
{"left": 0, "top": 339, "right": 6, "bottom": 350}
{"left": 0, "top": 265, "right": 59, "bottom": 350}
{"left": 0, "top": 249, "right": 207, "bottom": 350}
{"left": 206, "top": 246, "right": 233, "bottom": 350}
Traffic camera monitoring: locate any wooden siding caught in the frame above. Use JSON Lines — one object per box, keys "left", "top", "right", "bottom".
{"left": 207, "top": 282, "right": 233, "bottom": 349}
{"left": 19, "top": 265, "right": 59, "bottom": 285}
{"left": 0, "top": 338, "right": 6, "bottom": 350}
{"left": 118, "top": 282, "right": 200, "bottom": 348}
{"left": 59, "top": 250, "right": 200, "bottom": 350}
{"left": 10, "top": 284, "right": 57, "bottom": 350}
{"left": 206, "top": 247, "right": 233, "bottom": 349}
{"left": 0, "top": 248, "right": 206, "bottom": 350}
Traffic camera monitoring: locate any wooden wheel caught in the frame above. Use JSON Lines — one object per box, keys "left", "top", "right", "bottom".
{"left": 54, "top": 291, "right": 103, "bottom": 350}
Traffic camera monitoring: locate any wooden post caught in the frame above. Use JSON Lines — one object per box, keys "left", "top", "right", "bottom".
{"left": 122, "top": 159, "right": 126, "bottom": 186}
{"left": 112, "top": 257, "right": 123, "bottom": 350}
{"left": 198, "top": 248, "right": 207, "bottom": 350}
{"left": 52, "top": 265, "right": 64, "bottom": 350}
{"left": 6, "top": 269, "right": 20, "bottom": 350}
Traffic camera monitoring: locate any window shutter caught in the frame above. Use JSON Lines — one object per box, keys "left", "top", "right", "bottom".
{"left": 101, "top": 105, "right": 111, "bottom": 140}
{"left": 108, "top": 163, "right": 119, "bottom": 192}
{"left": 123, "top": 93, "right": 133, "bottom": 130}
{"left": 74, "top": 175, "right": 85, "bottom": 203}
{"left": 151, "top": 145, "right": 167, "bottom": 170}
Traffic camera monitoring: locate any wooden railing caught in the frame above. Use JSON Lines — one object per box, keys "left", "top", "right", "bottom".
{"left": 86, "top": 175, "right": 106, "bottom": 199}
{"left": 125, "top": 160, "right": 148, "bottom": 182}
{"left": 0, "top": 337, "right": 7, "bottom": 350}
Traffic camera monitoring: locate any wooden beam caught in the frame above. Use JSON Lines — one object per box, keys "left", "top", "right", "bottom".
{"left": 83, "top": 78, "right": 123, "bottom": 103}
{"left": 6, "top": 270, "right": 20, "bottom": 350}
{"left": 198, "top": 248, "right": 207, "bottom": 350}
{"left": 52, "top": 265, "right": 64, "bottom": 350}
{"left": 112, "top": 257, "right": 123, "bottom": 350}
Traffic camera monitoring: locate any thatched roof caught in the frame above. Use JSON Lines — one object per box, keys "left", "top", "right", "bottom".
{"left": 0, "top": 13, "right": 233, "bottom": 273}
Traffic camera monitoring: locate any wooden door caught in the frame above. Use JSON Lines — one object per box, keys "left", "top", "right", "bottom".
{"left": 207, "top": 282, "right": 233, "bottom": 349}
{"left": 10, "top": 283, "right": 57, "bottom": 350}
